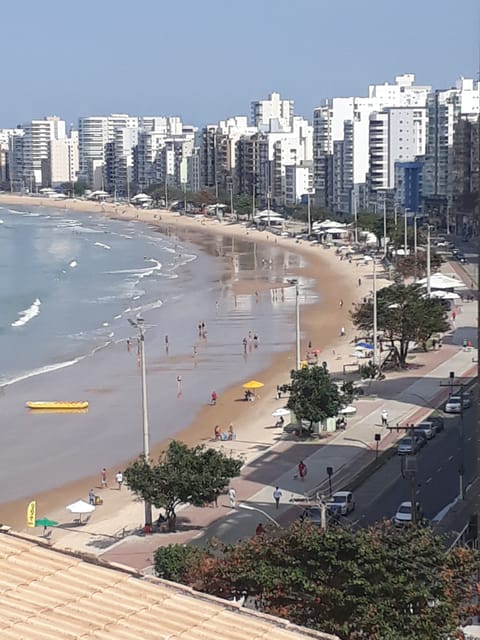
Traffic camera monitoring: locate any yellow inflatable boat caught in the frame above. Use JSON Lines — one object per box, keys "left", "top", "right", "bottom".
{"left": 26, "top": 401, "right": 89, "bottom": 410}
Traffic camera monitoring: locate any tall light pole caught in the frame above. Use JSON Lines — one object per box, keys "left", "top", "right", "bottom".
{"left": 373, "top": 257, "right": 378, "bottom": 369}
{"left": 307, "top": 191, "right": 312, "bottom": 237}
{"left": 426, "top": 224, "right": 432, "bottom": 297}
{"left": 404, "top": 208, "right": 408, "bottom": 256}
{"left": 128, "top": 316, "right": 152, "bottom": 528}
{"left": 352, "top": 190, "right": 358, "bottom": 245}
{"left": 267, "top": 189, "right": 271, "bottom": 228}
{"left": 295, "top": 284, "right": 301, "bottom": 370}
{"left": 383, "top": 195, "right": 387, "bottom": 258}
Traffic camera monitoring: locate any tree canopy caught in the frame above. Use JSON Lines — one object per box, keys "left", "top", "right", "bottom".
{"left": 351, "top": 283, "right": 449, "bottom": 366}
{"left": 395, "top": 251, "right": 443, "bottom": 280}
{"left": 156, "top": 522, "right": 479, "bottom": 639}
{"left": 124, "top": 441, "right": 242, "bottom": 531}
{"left": 286, "top": 365, "right": 342, "bottom": 431}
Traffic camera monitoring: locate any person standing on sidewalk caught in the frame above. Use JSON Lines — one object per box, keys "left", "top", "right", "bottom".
{"left": 228, "top": 487, "right": 236, "bottom": 509}
{"left": 381, "top": 409, "right": 389, "bottom": 427}
{"left": 273, "top": 486, "right": 282, "bottom": 509}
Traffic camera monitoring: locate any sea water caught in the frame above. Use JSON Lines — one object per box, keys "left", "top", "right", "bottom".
{"left": 0, "top": 203, "right": 318, "bottom": 501}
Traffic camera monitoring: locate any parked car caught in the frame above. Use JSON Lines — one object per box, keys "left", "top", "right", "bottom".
{"left": 415, "top": 422, "right": 436, "bottom": 440}
{"left": 397, "top": 436, "right": 422, "bottom": 455}
{"left": 445, "top": 392, "right": 471, "bottom": 413}
{"left": 455, "top": 253, "right": 467, "bottom": 263}
{"left": 393, "top": 501, "right": 423, "bottom": 526}
{"left": 429, "top": 415, "right": 445, "bottom": 433}
{"left": 327, "top": 491, "right": 355, "bottom": 516}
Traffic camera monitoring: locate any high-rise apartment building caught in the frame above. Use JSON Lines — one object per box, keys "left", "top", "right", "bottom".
{"left": 313, "top": 74, "right": 431, "bottom": 213}
{"left": 423, "top": 78, "right": 479, "bottom": 223}
{"left": 10, "top": 116, "right": 66, "bottom": 189}
{"left": 368, "top": 106, "right": 427, "bottom": 192}
{"left": 43, "top": 131, "right": 79, "bottom": 187}
{"left": 251, "top": 92, "right": 294, "bottom": 131}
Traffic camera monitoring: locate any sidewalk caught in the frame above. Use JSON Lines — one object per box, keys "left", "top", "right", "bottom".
{"left": 44, "top": 261, "right": 478, "bottom": 571}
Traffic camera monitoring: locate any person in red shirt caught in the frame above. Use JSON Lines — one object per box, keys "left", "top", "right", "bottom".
{"left": 211, "top": 390, "right": 217, "bottom": 405}
{"left": 298, "top": 460, "right": 307, "bottom": 481}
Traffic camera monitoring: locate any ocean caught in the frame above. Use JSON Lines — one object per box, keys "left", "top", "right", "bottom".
{"left": 0, "top": 203, "right": 316, "bottom": 501}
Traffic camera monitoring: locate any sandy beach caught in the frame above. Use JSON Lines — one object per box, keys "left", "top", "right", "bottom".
{"left": 0, "top": 194, "right": 381, "bottom": 531}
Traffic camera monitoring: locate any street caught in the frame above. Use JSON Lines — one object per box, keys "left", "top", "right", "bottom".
{"left": 349, "top": 394, "right": 477, "bottom": 528}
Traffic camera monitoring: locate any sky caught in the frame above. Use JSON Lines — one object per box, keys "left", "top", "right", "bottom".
{"left": 1, "top": 0, "right": 479, "bottom": 128}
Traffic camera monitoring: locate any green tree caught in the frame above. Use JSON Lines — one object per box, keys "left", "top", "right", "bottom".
{"left": 351, "top": 283, "right": 449, "bottom": 365}
{"left": 234, "top": 195, "right": 254, "bottom": 218}
{"left": 124, "top": 441, "right": 242, "bottom": 531}
{"left": 395, "top": 252, "right": 443, "bottom": 280}
{"left": 174, "top": 522, "right": 479, "bottom": 639}
{"left": 154, "top": 543, "right": 211, "bottom": 581}
{"left": 286, "top": 365, "right": 342, "bottom": 433}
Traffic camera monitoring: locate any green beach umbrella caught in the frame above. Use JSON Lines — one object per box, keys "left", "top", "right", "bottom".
{"left": 35, "top": 518, "right": 59, "bottom": 528}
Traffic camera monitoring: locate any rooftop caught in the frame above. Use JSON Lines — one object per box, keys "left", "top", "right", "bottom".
{"left": 0, "top": 529, "right": 339, "bottom": 640}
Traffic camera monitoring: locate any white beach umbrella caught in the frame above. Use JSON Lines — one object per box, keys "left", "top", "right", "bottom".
{"left": 66, "top": 499, "right": 95, "bottom": 522}
{"left": 418, "top": 273, "right": 467, "bottom": 290}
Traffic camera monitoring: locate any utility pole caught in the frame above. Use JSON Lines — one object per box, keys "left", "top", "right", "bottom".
{"left": 383, "top": 195, "right": 387, "bottom": 258}
{"left": 352, "top": 190, "right": 358, "bottom": 245}
{"left": 251, "top": 182, "right": 255, "bottom": 220}
{"left": 404, "top": 208, "right": 408, "bottom": 257}
{"left": 295, "top": 284, "right": 301, "bottom": 370}
{"left": 128, "top": 317, "right": 152, "bottom": 528}
{"left": 440, "top": 375, "right": 466, "bottom": 500}
{"left": 307, "top": 191, "right": 312, "bottom": 237}
{"left": 229, "top": 177, "right": 234, "bottom": 219}
{"left": 373, "top": 257, "right": 378, "bottom": 368}
{"left": 426, "top": 224, "right": 432, "bottom": 297}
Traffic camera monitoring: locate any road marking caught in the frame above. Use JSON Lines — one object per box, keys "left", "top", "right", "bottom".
{"left": 467, "top": 437, "right": 472, "bottom": 442}
{"left": 437, "top": 467, "right": 442, "bottom": 473}
{"left": 426, "top": 477, "right": 432, "bottom": 484}
{"left": 448, "top": 455, "right": 454, "bottom": 461}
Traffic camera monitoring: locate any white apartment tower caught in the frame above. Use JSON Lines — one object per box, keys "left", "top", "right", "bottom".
{"left": 251, "top": 92, "right": 294, "bottom": 131}
{"left": 45, "top": 131, "right": 79, "bottom": 187}
{"left": 368, "top": 106, "right": 427, "bottom": 191}
{"left": 313, "top": 74, "right": 431, "bottom": 213}
{"left": 11, "top": 116, "right": 66, "bottom": 189}
{"left": 423, "top": 78, "right": 480, "bottom": 209}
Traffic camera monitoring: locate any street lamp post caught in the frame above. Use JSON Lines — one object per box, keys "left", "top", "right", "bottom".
{"left": 128, "top": 316, "right": 152, "bottom": 528}
{"left": 295, "top": 284, "right": 301, "bottom": 370}
{"left": 238, "top": 503, "right": 281, "bottom": 527}
{"left": 372, "top": 257, "right": 378, "bottom": 369}
{"left": 383, "top": 195, "right": 387, "bottom": 258}
{"left": 404, "top": 208, "right": 408, "bottom": 257}
{"left": 426, "top": 224, "right": 432, "bottom": 297}
{"left": 307, "top": 191, "right": 312, "bottom": 237}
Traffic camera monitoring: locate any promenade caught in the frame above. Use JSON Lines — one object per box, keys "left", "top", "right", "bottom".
{"left": 38, "top": 259, "right": 477, "bottom": 573}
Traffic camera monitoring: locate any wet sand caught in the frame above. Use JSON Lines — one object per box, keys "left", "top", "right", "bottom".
{"left": 0, "top": 195, "right": 360, "bottom": 530}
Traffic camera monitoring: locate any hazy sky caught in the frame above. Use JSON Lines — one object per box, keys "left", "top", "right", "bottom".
{"left": 1, "top": 0, "right": 478, "bottom": 127}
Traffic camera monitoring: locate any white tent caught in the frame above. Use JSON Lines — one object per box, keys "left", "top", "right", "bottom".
{"left": 418, "top": 273, "right": 467, "bottom": 290}
{"left": 313, "top": 219, "right": 348, "bottom": 229}
{"left": 428, "top": 290, "right": 461, "bottom": 300}
{"left": 131, "top": 193, "right": 152, "bottom": 202}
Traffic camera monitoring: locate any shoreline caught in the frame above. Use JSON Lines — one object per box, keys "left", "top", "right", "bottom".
{"left": 0, "top": 194, "right": 372, "bottom": 531}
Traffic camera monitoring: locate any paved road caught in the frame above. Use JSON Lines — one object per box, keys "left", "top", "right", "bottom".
{"left": 446, "top": 234, "right": 478, "bottom": 286}
{"left": 348, "top": 397, "right": 477, "bottom": 528}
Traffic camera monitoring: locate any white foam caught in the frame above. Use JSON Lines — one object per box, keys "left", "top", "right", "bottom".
{"left": 11, "top": 298, "right": 41, "bottom": 327}
{"left": 0, "top": 357, "right": 82, "bottom": 387}
{"left": 94, "top": 242, "right": 111, "bottom": 250}
{"left": 69, "top": 260, "right": 77, "bottom": 268}
{"left": 0, "top": 219, "right": 4, "bottom": 224}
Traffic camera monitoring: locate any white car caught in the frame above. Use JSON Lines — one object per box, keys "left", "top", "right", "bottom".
{"left": 393, "top": 501, "right": 422, "bottom": 526}
{"left": 445, "top": 392, "right": 471, "bottom": 414}
{"left": 327, "top": 491, "right": 355, "bottom": 516}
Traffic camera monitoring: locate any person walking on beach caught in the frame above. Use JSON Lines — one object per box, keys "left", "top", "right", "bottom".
{"left": 89, "top": 488, "right": 95, "bottom": 505}
{"left": 115, "top": 470, "right": 123, "bottom": 490}
{"left": 243, "top": 337, "right": 247, "bottom": 353}
{"left": 340, "top": 326, "right": 345, "bottom": 337}
{"left": 253, "top": 334, "right": 258, "bottom": 348}
{"left": 176, "top": 375, "right": 182, "bottom": 396}
{"left": 358, "top": 278, "right": 362, "bottom": 287}
{"left": 381, "top": 409, "right": 389, "bottom": 427}
{"left": 100, "top": 468, "right": 107, "bottom": 489}
{"left": 339, "top": 299, "right": 343, "bottom": 308}
{"left": 298, "top": 460, "right": 307, "bottom": 481}
{"left": 211, "top": 390, "right": 217, "bottom": 405}
{"left": 273, "top": 486, "right": 282, "bottom": 509}
{"left": 228, "top": 487, "right": 236, "bottom": 509}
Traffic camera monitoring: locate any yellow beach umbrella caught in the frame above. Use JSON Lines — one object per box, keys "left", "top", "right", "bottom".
{"left": 242, "top": 380, "right": 264, "bottom": 390}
